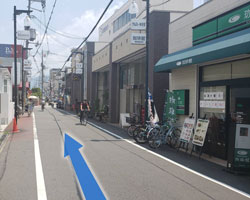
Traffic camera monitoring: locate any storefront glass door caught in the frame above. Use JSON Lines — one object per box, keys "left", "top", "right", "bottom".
{"left": 200, "top": 86, "right": 227, "bottom": 159}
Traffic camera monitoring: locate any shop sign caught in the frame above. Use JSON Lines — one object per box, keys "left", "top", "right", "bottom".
{"left": 75, "top": 68, "right": 82, "bottom": 74}
{"left": 200, "top": 100, "right": 225, "bottom": 109}
{"left": 17, "top": 30, "right": 30, "bottom": 40}
{"left": 180, "top": 118, "right": 196, "bottom": 143}
{"left": 0, "top": 44, "right": 22, "bottom": 58}
{"left": 76, "top": 63, "right": 82, "bottom": 69}
{"left": 174, "top": 90, "right": 189, "bottom": 115}
{"left": 131, "top": 19, "right": 146, "bottom": 30}
{"left": 131, "top": 33, "right": 146, "bottom": 45}
{"left": 176, "top": 58, "right": 192, "bottom": 66}
{"left": 164, "top": 91, "right": 177, "bottom": 121}
{"left": 192, "top": 119, "right": 209, "bottom": 146}
{"left": 203, "top": 92, "right": 223, "bottom": 100}
{"left": 218, "top": 3, "right": 250, "bottom": 37}
{"left": 234, "top": 149, "right": 250, "bottom": 169}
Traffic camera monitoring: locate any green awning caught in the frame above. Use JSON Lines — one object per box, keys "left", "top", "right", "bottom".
{"left": 155, "top": 28, "right": 250, "bottom": 72}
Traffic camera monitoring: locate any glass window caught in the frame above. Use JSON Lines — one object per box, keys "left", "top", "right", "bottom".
{"left": 232, "top": 59, "right": 250, "bottom": 79}
{"left": 202, "top": 63, "right": 231, "bottom": 81}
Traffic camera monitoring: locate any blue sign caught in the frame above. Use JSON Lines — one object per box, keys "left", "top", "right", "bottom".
{"left": 0, "top": 44, "right": 22, "bottom": 58}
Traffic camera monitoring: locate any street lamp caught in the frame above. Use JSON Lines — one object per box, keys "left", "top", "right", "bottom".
{"left": 129, "top": 0, "right": 150, "bottom": 123}
{"left": 14, "top": 6, "right": 32, "bottom": 123}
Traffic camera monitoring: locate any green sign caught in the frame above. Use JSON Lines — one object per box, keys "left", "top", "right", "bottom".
{"left": 234, "top": 148, "right": 250, "bottom": 169}
{"left": 164, "top": 92, "right": 177, "bottom": 122}
{"left": 193, "top": 3, "right": 250, "bottom": 45}
{"left": 193, "top": 19, "right": 217, "bottom": 45}
{"left": 173, "top": 90, "right": 189, "bottom": 115}
{"left": 218, "top": 4, "right": 250, "bottom": 37}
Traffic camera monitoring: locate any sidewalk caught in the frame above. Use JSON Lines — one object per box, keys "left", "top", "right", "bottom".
{"left": 57, "top": 108, "right": 250, "bottom": 195}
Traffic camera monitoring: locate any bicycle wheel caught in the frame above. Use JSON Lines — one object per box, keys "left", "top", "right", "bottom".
{"left": 127, "top": 125, "right": 137, "bottom": 137}
{"left": 133, "top": 126, "right": 148, "bottom": 144}
{"left": 148, "top": 128, "right": 161, "bottom": 149}
{"left": 169, "top": 128, "right": 181, "bottom": 148}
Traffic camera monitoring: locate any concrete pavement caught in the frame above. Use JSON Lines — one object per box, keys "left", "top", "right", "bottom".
{"left": 0, "top": 106, "right": 249, "bottom": 200}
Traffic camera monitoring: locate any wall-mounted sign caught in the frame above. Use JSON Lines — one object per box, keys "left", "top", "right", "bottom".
{"left": 131, "top": 19, "right": 146, "bottom": 30}
{"left": 131, "top": 33, "right": 146, "bottom": 45}
{"left": 174, "top": 90, "right": 189, "bottom": 115}
{"left": 17, "top": 30, "right": 30, "bottom": 40}
{"left": 192, "top": 119, "right": 209, "bottom": 147}
{"left": 180, "top": 118, "right": 196, "bottom": 143}
{"left": 164, "top": 91, "right": 177, "bottom": 122}
{"left": 76, "top": 63, "right": 82, "bottom": 69}
{"left": 193, "top": 3, "right": 250, "bottom": 45}
{"left": 200, "top": 100, "right": 225, "bottom": 109}
{"left": 203, "top": 92, "right": 223, "bottom": 100}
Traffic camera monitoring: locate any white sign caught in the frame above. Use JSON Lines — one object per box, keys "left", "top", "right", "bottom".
{"left": 131, "top": 19, "right": 146, "bottom": 30}
{"left": 203, "top": 92, "right": 223, "bottom": 100}
{"left": 75, "top": 68, "right": 82, "bottom": 74}
{"left": 235, "top": 124, "right": 250, "bottom": 149}
{"left": 76, "top": 63, "right": 83, "bottom": 69}
{"left": 17, "top": 30, "right": 30, "bottom": 40}
{"left": 66, "top": 68, "right": 72, "bottom": 74}
{"left": 24, "top": 59, "right": 32, "bottom": 67}
{"left": 24, "top": 66, "right": 32, "bottom": 70}
{"left": 120, "top": 113, "right": 130, "bottom": 128}
{"left": 200, "top": 100, "right": 225, "bottom": 109}
{"left": 180, "top": 118, "right": 196, "bottom": 143}
{"left": 192, "top": 119, "right": 210, "bottom": 146}
{"left": 131, "top": 33, "right": 146, "bottom": 45}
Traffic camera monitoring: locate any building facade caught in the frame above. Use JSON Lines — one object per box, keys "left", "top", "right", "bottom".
{"left": 155, "top": 0, "right": 250, "bottom": 165}
{"left": 92, "top": 0, "right": 193, "bottom": 123}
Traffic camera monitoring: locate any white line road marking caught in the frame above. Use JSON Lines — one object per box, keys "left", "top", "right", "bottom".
{"left": 60, "top": 109, "right": 250, "bottom": 199}
{"left": 32, "top": 112, "right": 47, "bottom": 200}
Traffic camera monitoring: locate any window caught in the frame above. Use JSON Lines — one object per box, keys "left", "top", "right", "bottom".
{"left": 113, "top": 10, "right": 136, "bottom": 33}
{"left": 4, "top": 80, "right": 7, "bottom": 93}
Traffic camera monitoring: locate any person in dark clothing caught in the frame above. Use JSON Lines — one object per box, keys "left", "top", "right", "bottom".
{"left": 80, "top": 100, "right": 90, "bottom": 124}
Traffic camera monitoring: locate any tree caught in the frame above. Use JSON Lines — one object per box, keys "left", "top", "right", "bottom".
{"left": 31, "top": 88, "right": 42, "bottom": 98}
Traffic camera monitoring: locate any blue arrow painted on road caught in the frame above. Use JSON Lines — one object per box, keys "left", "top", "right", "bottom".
{"left": 64, "top": 133, "right": 106, "bottom": 200}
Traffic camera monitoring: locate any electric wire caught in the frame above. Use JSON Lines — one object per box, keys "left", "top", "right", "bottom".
{"left": 58, "top": 0, "right": 114, "bottom": 74}
{"left": 33, "top": 0, "right": 59, "bottom": 57}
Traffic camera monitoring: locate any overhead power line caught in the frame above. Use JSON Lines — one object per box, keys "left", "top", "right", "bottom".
{"left": 33, "top": 0, "right": 59, "bottom": 57}
{"left": 59, "top": 0, "right": 114, "bottom": 73}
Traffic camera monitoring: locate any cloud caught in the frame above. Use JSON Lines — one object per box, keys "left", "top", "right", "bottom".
{"left": 31, "top": 0, "right": 126, "bottom": 79}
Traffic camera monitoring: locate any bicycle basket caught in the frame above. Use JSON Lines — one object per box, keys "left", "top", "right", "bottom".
{"left": 126, "top": 117, "right": 136, "bottom": 124}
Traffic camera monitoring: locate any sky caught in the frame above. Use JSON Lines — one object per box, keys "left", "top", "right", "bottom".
{"left": 0, "top": 0, "right": 202, "bottom": 84}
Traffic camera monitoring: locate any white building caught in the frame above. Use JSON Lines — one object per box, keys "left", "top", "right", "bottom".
{"left": 0, "top": 66, "right": 14, "bottom": 131}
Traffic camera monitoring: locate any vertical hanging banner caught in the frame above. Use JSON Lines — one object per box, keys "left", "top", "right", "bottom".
{"left": 164, "top": 91, "right": 177, "bottom": 122}
{"left": 192, "top": 119, "right": 210, "bottom": 146}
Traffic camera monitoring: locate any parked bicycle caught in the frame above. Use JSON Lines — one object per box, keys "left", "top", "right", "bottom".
{"left": 133, "top": 121, "right": 156, "bottom": 144}
{"left": 148, "top": 120, "right": 181, "bottom": 149}
{"left": 126, "top": 114, "right": 140, "bottom": 137}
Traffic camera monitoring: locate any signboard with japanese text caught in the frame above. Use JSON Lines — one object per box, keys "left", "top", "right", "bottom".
{"left": 131, "top": 33, "right": 146, "bottom": 45}
{"left": 192, "top": 119, "right": 209, "bottom": 146}
{"left": 164, "top": 91, "right": 177, "bottom": 122}
{"left": 131, "top": 19, "right": 146, "bottom": 30}
{"left": 180, "top": 118, "right": 196, "bottom": 143}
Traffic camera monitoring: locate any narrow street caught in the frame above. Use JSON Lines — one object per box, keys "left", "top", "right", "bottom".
{"left": 0, "top": 106, "right": 249, "bottom": 200}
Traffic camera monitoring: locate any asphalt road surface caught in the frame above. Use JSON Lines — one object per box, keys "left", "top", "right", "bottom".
{"left": 0, "top": 106, "right": 249, "bottom": 200}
